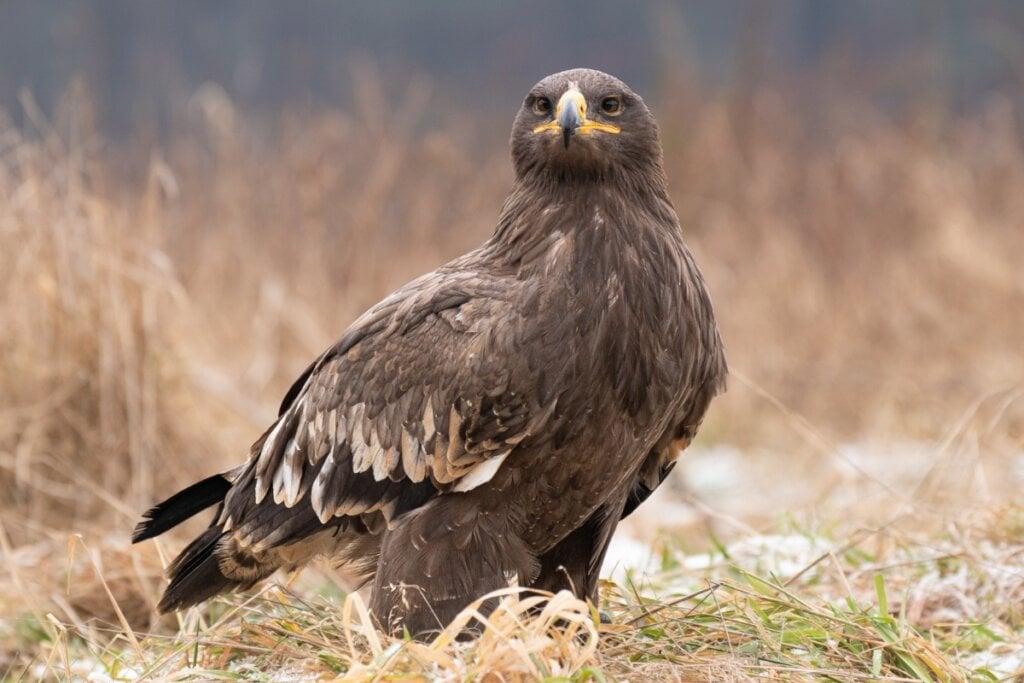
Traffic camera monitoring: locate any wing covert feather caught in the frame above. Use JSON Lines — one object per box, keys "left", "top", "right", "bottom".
{"left": 223, "top": 271, "right": 552, "bottom": 537}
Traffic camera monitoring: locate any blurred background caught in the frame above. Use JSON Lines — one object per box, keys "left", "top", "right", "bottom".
{"left": 1, "top": 0, "right": 1023, "bottom": 646}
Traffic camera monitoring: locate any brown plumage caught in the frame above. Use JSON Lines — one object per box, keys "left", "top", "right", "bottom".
{"left": 133, "top": 68, "right": 727, "bottom": 636}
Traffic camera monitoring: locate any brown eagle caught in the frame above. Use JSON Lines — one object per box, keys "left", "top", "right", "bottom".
{"left": 133, "top": 68, "right": 727, "bottom": 636}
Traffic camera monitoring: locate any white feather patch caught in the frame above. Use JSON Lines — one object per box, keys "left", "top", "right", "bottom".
{"left": 422, "top": 396, "right": 436, "bottom": 441}
{"left": 311, "top": 450, "right": 336, "bottom": 524}
{"left": 381, "top": 498, "right": 400, "bottom": 529}
{"left": 350, "top": 407, "right": 372, "bottom": 473}
{"left": 254, "top": 475, "right": 270, "bottom": 505}
{"left": 327, "top": 408, "right": 338, "bottom": 444}
{"left": 271, "top": 459, "right": 288, "bottom": 505}
{"left": 401, "top": 429, "right": 426, "bottom": 482}
{"left": 281, "top": 438, "right": 303, "bottom": 507}
{"left": 378, "top": 446, "right": 400, "bottom": 481}
{"left": 453, "top": 451, "right": 510, "bottom": 492}
{"left": 446, "top": 405, "right": 464, "bottom": 465}
{"left": 254, "top": 416, "right": 288, "bottom": 504}
{"left": 370, "top": 438, "right": 393, "bottom": 482}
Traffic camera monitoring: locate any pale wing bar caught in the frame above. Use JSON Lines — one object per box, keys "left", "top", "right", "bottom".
{"left": 251, "top": 381, "right": 551, "bottom": 526}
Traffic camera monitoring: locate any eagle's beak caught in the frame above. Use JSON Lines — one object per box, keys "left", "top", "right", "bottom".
{"left": 556, "top": 89, "right": 585, "bottom": 149}
{"left": 533, "top": 87, "right": 620, "bottom": 148}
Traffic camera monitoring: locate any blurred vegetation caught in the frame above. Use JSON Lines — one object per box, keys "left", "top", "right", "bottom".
{"left": 4, "top": 1, "right": 1024, "bottom": 137}
{"left": 0, "top": 63, "right": 1020, "bottom": 548}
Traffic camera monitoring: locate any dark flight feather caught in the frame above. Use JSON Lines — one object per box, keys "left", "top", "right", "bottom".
{"left": 132, "top": 474, "right": 231, "bottom": 542}
{"left": 157, "top": 527, "right": 245, "bottom": 613}
{"left": 279, "top": 357, "right": 318, "bottom": 416}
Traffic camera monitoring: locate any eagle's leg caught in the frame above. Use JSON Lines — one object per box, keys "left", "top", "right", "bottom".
{"left": 368, "top": 496, "right": 538, "bottom": 639}
{"left": 529, "top": 500, "right": 623, "bottom": 609}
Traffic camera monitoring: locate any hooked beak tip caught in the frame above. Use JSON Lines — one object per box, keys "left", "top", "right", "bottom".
{"left": 556, "top": 89, "right": 584, "bottom": 149}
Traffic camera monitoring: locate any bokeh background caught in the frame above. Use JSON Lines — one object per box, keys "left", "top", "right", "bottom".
{"left": 1, "top": 0, "right": 1023, "bottom": 654}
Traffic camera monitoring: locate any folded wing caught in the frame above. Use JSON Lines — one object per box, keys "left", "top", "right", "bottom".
{"left": 218, "top": 269, "right": 554, "bottom": 552}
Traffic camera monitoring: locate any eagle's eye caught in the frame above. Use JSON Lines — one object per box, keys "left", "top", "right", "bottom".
{"left": 533, "top": 96, "right": 552, "bottom": 116}
{"left": 601, "top": 96, "right": 623, "bottom": 115}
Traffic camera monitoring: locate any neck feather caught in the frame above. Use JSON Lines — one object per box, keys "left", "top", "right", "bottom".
{"left": 487, "top": 166, "right": 678, "bottom": 268}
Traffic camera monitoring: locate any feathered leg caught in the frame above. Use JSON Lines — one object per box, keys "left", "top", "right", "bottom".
{"left": 529, "top": 499, "right": 624, "bottom": 605}
{"left": 369, "top": 496, "right": 539, "bottom": 638}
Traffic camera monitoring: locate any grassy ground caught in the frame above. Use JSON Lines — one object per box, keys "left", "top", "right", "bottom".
{"left": 1, "top": 77, "right": 1022, "bottom": 680}
{"left": 6, "top": 505, "right": 1024, "bottom": 680}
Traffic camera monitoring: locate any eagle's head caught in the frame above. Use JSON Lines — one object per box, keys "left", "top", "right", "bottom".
{"left": 510, "top": 68, "right": 663, "bottom": 183}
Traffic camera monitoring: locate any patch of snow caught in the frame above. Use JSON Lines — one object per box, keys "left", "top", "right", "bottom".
{"left": 603, "top": 532, "right": 836, "bottom": 586}
{"left": 601, "top": 534, "right": 658, "bottom": 582}
{"left": 679, "top": 444, "right": 747, "bottom": 495}
{"left": 960, "top": 642, "right": 1024, "bottom": 679}
{"left": 678, "top": 534, "right": 834, "bottom": 577}
{"left": 833, "top": 441, "right": 934, "bottom": 482}
{"left": 32, "top": 660, "right": 140, "bottom": 682}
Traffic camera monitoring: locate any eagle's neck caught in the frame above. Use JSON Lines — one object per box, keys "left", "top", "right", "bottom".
{"left": 488, "top": 170, "right": 678, "bottom": 273}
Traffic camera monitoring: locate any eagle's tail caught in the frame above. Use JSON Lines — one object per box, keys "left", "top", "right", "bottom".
{"left": 155, "top": 526, "right": 242, "bottom": 613}
{"left": 132, "top": 474, "right": 232, "bottom": 542}
{"left": 133, "top": 473, "right": 268, "bottom": 613}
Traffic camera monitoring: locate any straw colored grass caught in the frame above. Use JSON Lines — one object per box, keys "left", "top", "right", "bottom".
{"left": 9, "top": 506, "right": 1024, "bottom": 680}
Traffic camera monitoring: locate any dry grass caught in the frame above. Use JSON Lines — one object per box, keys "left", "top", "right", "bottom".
{"left": 9, "top": 508, "right": 1024, "bottom": 680}
{"left": 1, "top": 73, "right": 1022, "bottom": 680}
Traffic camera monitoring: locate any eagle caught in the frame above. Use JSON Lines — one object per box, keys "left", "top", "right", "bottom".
{"left": 133, "top": 68, "right": 727, "bottom": 637}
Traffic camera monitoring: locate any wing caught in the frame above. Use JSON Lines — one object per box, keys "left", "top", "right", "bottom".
{"left": 219, "top": 268, "right": 556, "bottom": 550}
{"left": 622, "top": 328, "right": 727, "bottom": 521}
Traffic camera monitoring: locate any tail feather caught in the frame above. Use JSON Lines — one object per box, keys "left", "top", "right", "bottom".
{"left": 132, "top": 474, "right": 232, "bottom": 543}
{"left": 157, "top": 526, "right": 241, "bottom": 613}
{"left": 137, "top": 472, "right": 353, "bottom": 613}
{"left": 134, "top": 473, "right": 249, "bottom": 613}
